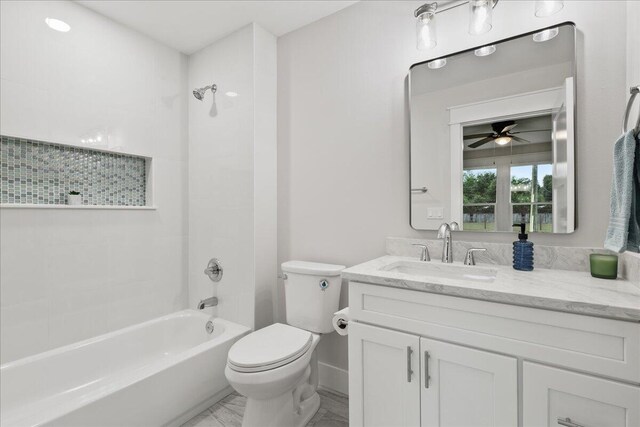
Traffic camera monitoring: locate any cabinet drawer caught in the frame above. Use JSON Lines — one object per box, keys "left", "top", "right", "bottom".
{"left": 350, "top": 282, "right": 640, "bottom": 383}
{"left": 523, "top": 362, "right": 640, "bottom": 427}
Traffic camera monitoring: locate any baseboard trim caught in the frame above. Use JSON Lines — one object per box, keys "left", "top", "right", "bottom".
{"left": 318, "top": 361, "right": 349, "bottom": 396}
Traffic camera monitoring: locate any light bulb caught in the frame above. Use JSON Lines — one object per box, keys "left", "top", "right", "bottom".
{"left": 535, "top": 1, "right": 564, "bottom": 17}
{"left": 469, "top": 0, "right": 492, "bottom": 35}
{"left": 494, "top": 136, "right": 512, "bottom": 145}
{"left": 415, "top": 3, "right": 438, "bottom": 50}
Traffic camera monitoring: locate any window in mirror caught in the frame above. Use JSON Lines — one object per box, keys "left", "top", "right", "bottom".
{"left": 511, "top": 164, "right": 553, "bottom": 233}
{"left": 463, "top": 168, "right": 497, "bottom": 231}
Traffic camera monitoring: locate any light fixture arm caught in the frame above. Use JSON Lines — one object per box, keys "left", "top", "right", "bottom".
{"left": 420, "top": 0, "right": 498, "bottom": 15}
{"left": 415, "top": 2, "right": 437, "bottom": 18}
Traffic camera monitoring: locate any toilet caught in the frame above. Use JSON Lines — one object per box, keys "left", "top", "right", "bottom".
{"left": 225, "top": 260, "right": 345, "bottom": 427}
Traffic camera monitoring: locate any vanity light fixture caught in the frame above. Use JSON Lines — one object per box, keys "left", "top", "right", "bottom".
{"left": 427, "top": 58, "right": 447, "bottom": 69}
{"left": 414, "top": 1, "right": 499, "bottom": 50}
{"left": 45, "top": 17, "right": 70, "bottom": 32}
{"left": 534, "top": 0, "right": 564, "bottom": 17}
{"left": 415, "top": 3, "right": 438, "bottom": 50}
{"left": 532, "top": 27, "right": 559, "bottom": 42}
{"left": 468, "top": 0, "right": 493, "bottom": 35}
{"left": 474, "top": 45, "right": 496, "bottom": 57}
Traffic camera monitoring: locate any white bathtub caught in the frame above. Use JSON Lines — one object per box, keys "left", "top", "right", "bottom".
{"left": 0, "top": 310, "right": 250, "bottom": 427}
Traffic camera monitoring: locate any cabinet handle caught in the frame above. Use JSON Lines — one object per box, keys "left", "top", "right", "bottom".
{"left": 557, "top": 417, "right": 584, "bottom": 427}
{"left": 406, "top": 346, "right": 413, "bottom": 382}
{"left": 424, "top": 351, "right": 430, "bottom": 388}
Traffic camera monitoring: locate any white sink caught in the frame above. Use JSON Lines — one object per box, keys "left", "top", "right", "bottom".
{"left": 380, "top": 260, "right": 497, "bottom": 283}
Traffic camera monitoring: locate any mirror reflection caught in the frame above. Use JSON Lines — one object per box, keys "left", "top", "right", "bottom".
{"left": 410, "top": 24, "right": 576, "bottom": 233}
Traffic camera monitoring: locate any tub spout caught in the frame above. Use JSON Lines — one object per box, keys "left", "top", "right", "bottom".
{"left": 197, "top": 297, "right": 218, "bottom": 310}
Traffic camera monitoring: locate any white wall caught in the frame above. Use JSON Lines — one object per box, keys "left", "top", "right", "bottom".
{"left": 628, "top": 1, "right": 640, "bottom": 123}
{"left": 253, "top": 25, "right": 279, "bottom": 330}
{"left": 0, "top": 1, "right": 188, "bottom": 363}
{"left": 278, "top": 1, "right": 631, "bottom": 376}
{"left": 188, "top": 24, "right": 277, "bottom": 330}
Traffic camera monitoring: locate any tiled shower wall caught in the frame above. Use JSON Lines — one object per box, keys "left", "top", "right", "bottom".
{"left": 0, "top": 0, "right": 188, "bottom": 364}
{"left": 1, "top": 136, "right": 146, "bottom": 206}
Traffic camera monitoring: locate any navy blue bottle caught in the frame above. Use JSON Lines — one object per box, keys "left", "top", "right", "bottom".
{"left": 513, "top": 223, "right": 534, "bottom": 271}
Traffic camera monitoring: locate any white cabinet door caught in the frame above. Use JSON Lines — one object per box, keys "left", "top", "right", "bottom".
{"left": 523, "top": 362, "right": 640, "bottom": 427}
{"left": 420, "top": 338, "right": 518, "bottom": 427}
{"left": 349, "top": 322, "right": 421, "bottom": 427}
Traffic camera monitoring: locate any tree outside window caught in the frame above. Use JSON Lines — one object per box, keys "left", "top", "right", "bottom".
{"left": 463, "top": 169, "right": 497, "bottom": 231}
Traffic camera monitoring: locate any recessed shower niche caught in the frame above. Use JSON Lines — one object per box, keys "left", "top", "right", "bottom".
{"left": 0, "top": 135, "right": 153, "bottom": 208}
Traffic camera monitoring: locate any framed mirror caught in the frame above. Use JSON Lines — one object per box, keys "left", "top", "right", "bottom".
{"left": 409, "top": 23, "right": 576, "bottom": 234}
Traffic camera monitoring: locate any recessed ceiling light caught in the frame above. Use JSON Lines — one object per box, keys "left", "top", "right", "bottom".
{"left": 225, "top": 91, "right": 238, "bottom": 97}
{"left": 532, "top": 27, "right": 559, "bottom": 42}
{"left": 495, "top": 136, "right": 512, "bottom": 145}
{"left": 474, "top": 45, "right": 496, "bottom": 57}
{"left": 427, "top": 58, "right": 447, "bottom": 69}
{"left": 45, "top": 17, "right": 70, "bottom": 33}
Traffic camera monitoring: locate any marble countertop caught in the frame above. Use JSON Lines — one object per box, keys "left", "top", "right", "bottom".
{"left": 342, "top": 256, "right": 640, "bottom": 322}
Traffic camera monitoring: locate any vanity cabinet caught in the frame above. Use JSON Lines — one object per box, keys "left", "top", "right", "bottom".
{"left": 523, "top": 362, "right": 640, "bottom": 427}
{"left": 348, "top": 281, "right": 640, "bottom": 427}
{"left": 349, "top": 322, "right": 420, "bottom": 427}
{"left": 349, "top": 322, "right": 517, "bottom": 427}
{"left": 419, "top": 337, "right": 517, "bottom": 427}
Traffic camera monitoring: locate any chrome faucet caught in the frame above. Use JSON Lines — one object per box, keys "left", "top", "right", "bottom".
{"left": 412, "top": 244, "right": 430, "bottom": 261}
{"left": 464, "top": 248, "right": 487, "bottom": 265}
{"left": 197, "top": 296, "right": 218, "bottom": 310}
{"left": 437, "top": 222, "right": 459, "bottom": 263}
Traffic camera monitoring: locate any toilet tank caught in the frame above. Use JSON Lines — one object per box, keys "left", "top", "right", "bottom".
{"left": 282, "top": 261, "right": 345, "bottom": 334}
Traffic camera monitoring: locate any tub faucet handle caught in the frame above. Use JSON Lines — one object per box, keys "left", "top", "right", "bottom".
{"left": 204, "top": 258, "right": 223, "bottom": 282}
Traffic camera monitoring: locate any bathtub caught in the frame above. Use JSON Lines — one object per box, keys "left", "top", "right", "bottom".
{"left": 0, "top": 310, "right": 250, "bottom": 427}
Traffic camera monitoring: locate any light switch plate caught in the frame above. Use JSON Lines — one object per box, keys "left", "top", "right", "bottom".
{"left": 427, "top": 207, "right": 444, "bottom": 219}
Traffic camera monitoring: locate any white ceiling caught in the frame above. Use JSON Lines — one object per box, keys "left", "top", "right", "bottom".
{"left": 76, "top": 1, "right": 358, "bottom": 54}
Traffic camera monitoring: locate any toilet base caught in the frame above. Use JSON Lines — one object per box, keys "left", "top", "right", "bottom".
{"left": 296, "top": 392, "right": 321, "bottom": 427}
{"left": 241, "top": 391, "right": 320, "bottom": 427}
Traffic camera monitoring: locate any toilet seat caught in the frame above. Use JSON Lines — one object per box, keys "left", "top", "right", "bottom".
{"left": 228, "top": 323, "right": 313, "bottom": 373}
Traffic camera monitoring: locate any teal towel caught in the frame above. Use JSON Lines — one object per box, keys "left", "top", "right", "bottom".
{"left": 605, "top": 130, "right": 640, "bottom": 253}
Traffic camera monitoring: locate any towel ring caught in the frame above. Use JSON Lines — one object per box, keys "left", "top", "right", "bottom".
{"left": 622, "top": 85, "right": 640, "bottom": 136}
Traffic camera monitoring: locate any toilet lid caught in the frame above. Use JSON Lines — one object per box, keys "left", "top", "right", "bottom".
{"left": 228, "top": 323, "right": 313, "bottom": 373}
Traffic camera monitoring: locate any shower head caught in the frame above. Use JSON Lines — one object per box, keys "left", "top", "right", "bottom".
{"left": 193, "top": 84, "right": 217, "bottom": 101}
{"left": 193, "top": 89, "right": 204, "bottom": 100}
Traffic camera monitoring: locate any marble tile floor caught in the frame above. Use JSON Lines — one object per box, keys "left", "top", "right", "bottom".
{"left": 182, "top": 388, "right": 349, "bottom": 427}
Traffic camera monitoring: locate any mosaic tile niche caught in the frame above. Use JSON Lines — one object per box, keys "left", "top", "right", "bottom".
{"left": 0, "top": 136, "right": 147, "bottom": 206}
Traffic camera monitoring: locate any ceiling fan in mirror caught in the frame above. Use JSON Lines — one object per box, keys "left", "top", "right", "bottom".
{"left": 464, "top": 120, "right": 550, "bottom": 148}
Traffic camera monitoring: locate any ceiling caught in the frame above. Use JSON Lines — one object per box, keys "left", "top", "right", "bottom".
{"left": 76, "top": 1, "right": 358, "bottom": 54}
{"left": 411, "top": 24, "right": 575, "bottom": 96}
